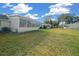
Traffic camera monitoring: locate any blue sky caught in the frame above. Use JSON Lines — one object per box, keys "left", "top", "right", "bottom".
{"left": 0, "top": 3, "right": 79, "bottom": 21}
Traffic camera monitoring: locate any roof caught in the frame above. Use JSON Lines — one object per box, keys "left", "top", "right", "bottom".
{"left": 0, "top": 15, "right": 9, "bottom": 19}
{"left": 9, "top": 14, "right": 20, "bottom": 17}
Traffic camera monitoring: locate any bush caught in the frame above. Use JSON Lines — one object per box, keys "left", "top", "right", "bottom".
{"left": 2, "top": 27, "right": 11, "bottom": 32}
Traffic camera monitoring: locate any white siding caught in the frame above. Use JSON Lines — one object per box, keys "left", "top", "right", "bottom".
{"left": 18, "top": 17, "right": 39, "bottom": 33}
{"left": 1, "top": 20, "right": 10, "bottom": 28}
{"left": 0, "top": 16, "right": 39, "bottom": 33}
{"left": 0, "top": 27, "right": 1, "bottom": 31}
{"left": 0, "top": 19, "right": 10, "bottom": 31}
{"left": 18, "top": 27, "right": 39, "bottom": 33}
{"left": 9, "top": 16, "right": 19, "bottom": 32}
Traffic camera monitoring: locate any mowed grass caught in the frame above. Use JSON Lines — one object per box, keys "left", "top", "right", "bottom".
{"left": 0, "top": 29, "right": 79, "bottom": 56}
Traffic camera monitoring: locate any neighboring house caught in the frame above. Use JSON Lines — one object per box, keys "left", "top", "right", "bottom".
{"left": 59, "top": 21, "right": 79, "bottom": 29}
{"left": 40, "top": 23, "right": 52, "bottom": 29}
{"left": 64, "top": 22, "right": 79, "bottom": 29}
{"left": 0, "top": 14, "right": 40, "bottom": 33}
{"left": 59, "top": 21, "right": 66, "bottom": 28}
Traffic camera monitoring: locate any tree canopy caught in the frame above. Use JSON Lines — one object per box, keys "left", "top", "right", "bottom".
{"left": 43, "top": 16, "right": 59, "bottom": 28}
{"left": 58, "top": 14, "right": 74, "bottom": 24}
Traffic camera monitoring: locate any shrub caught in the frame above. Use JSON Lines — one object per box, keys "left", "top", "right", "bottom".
{"left": 2, "top": 27, "right": 11, "bottom": 32}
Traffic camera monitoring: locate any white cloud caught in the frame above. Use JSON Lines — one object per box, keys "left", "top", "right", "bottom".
{"left": 49, "top": 3, "right": 73, "bottom": 8}
{"left": 50, "top": 7, "right": 70, "bottom": 14}
{"left": 25, "top": 13, "right": 39, "bottom": 19}
{"left": 11, "top": 3, "right": 32, "bottom": 14}
{"left": 2, "top": 3, "right": 13, "bottom": 8}
{"left": 49, "top": 3, "right": 72, "bottom": 15}
{"left": 42, "top": 3, "right": 73, "bottom": 18}
{"left": 41, "top": 13, "right": 55, "bottom": 17}
{"left": 33, "top": 14, "right": 38, "bottom": 16}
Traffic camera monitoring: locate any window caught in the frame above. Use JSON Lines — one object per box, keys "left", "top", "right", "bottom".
{"left": 27, "top": 19, "right": 40, "bottom": 27}
{"left": 19, "top": 18, "right": 27, "bottom": 27}
{"left": 31, "top": 20, "right": 39, "bottom": 27}
{"left": 27, "top": 20, "right": 37, "bottom": 27}
{"left": 26, "top": 18, "right": 34, "bottom": 27}
{"left": 19, "top": 17, "right": 40, "bottom": 27}
{"left": 9, "top": 21, "right": 11, "bottom": 27}
{"left": 31, "top": 22, "right": 37, "bottom": 27}
{"left": 27, "top": 20, "right": 31, "bottom": 27}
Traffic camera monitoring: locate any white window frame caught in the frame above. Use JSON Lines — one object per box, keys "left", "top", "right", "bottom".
{"left": 19, "top": 18, "right": 27, "bottom": 27}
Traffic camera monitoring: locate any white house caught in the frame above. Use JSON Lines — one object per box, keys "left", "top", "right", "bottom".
{"left": 59, "top": 21, "right": 66, "bottom": 28}
{"left": 0, "top": 14, "right": 40, "bottom": 33}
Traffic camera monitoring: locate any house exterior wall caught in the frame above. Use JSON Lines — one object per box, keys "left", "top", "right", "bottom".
{"left": 9, "top": 16, "right": 20, "bottom": 32}
{"left": 17, "top": 17, "right": 39, "bottom": 33}
{"left": 0, "top": 19, "right": 10, "bottom": 31}
{"left": 9, "top": 16, "right": 39, "bottom": 33}
{"left": 18, "top": 27, "right": 39, "bottom": 32}
{"left": 0, "top": 15, "right": 40, "bottom": 33}
{"left": 1, "top": 20, "right": 10, "bottom": 28}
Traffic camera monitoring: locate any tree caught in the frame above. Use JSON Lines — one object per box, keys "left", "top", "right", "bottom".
{"left": 44, "top": 16, "right": 59, "bottom": 28}
{"left": 52, "top": 21, "right": 59, "bottom": 28}
{"left": 44, "top": 16, "right": 53, "bottom": 25}
{"left": 58, "top": 14, "right": 73, "bottom": 24}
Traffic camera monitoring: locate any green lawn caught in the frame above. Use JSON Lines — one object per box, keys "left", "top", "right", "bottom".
{"left": 0, "top": 29, "right": 79, "bottom": 56}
